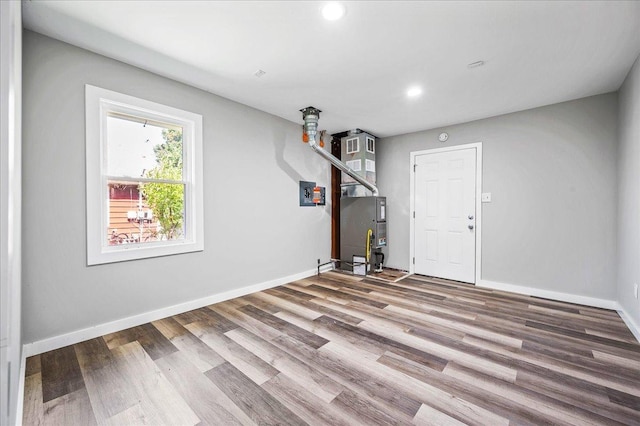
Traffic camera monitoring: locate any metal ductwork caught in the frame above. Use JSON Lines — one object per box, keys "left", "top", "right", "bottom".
{"left": 300, "top": 107, "right": 379, "bottom": 196}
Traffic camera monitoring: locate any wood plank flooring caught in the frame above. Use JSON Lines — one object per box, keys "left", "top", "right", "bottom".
{"left": 23, "top": 272, "right": 640, "bottom": 425}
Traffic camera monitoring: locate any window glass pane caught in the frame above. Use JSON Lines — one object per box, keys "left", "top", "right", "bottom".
{"left": 106, "top": 114, "right": 183, "bottom": 180}
{"left": 107, "top": 180, "right": 185, "bottom": 245}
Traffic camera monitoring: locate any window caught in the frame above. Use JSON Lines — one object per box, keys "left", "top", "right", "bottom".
{"left": 86, "top": 85, "right": 203, "bottom": 265}
{"left": 346, "top": 159, "right": 362, "bottom": 171}
{"left": 366, "top": 136, "right": 375, "bottom": 154}
{"left": 346, "top": 137, "right": 359, "bottom": 154}
{"left": 365, "top": 159, "right": 376, "bottom": 172}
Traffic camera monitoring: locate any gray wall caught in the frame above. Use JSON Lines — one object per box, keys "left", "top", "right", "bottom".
{"left": 617, "top": 53, "right": 640, "bottom": 325}
{"left": 22, "top": 31, "right": 331, "bottom": 343}
{"left": 378, "top": 94, "right": 618, "bottom": 300}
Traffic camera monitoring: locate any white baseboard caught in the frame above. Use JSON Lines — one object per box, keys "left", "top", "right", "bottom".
{"left": 22, "top": 268, "right": 319, "bottom": 357}
{"left": 617, "top": 305, "right": 640, "bottom": 343}
{"left": 22, "top": 271, "right": 639, "bottom": 357}
{"left": 477, "top": 279, "right": 619, "bottom": 310}
{"left": 477, "top": 279, "right": 640, "bottom": 342}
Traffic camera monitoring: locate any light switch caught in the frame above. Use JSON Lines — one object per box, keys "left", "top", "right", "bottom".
{"left": 481, "top": 193, "right": 492, "bottom": 203}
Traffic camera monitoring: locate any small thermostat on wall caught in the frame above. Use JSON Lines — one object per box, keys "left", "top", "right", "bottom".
{"left": 481, "top": 192, "right": 492, "bottom": 203}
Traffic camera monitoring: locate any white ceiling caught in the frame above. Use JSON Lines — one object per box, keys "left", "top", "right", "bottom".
{"left": 22, "top": 1, "right": 640, "bottom": 137}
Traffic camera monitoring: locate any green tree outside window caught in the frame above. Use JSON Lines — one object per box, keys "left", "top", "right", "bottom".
{"left": 141, "top": 128, "right": 184, "bottom": 240}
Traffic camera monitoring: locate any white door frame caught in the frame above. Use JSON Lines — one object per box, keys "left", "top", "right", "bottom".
{"left": 1, "top": 2, "right": 22, "bottom": 425}
{"left": 409, "top": 142, "right": 483, "bottom": 283}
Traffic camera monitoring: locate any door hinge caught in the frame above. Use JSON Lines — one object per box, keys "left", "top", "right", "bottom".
{"left": 413, "top": 164, "right": 417, "bottom": 172}
{"left": 412, "top": 257, "right": 415, "bottom": 265}
{"left": 413, "top": 211, "right": 415, "bottom": 218}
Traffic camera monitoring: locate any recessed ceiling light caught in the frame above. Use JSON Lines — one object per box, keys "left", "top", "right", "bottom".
{"left": 322, "top": 2, "right": 346, "bottom": 21}
{"left": 407, "top": 86, "right": 422, "bottom": 98}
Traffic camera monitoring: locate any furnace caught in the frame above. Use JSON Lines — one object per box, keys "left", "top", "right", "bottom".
{"left": 301, "top": 107, "right": 387, "bottom": 275}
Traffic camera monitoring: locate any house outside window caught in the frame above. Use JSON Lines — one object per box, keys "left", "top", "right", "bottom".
{"left": 346, "top": 137, "right": 359, "bottom": 154}
{"left": 85, "top": 85, "right": 204, "bottom": 265}
{"left": 366, "top": 136, "right": 375, "bottom": 154}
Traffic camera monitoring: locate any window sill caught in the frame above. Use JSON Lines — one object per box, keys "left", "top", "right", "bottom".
{"left": 88, "top": 240, "right": 204, "bottom": 265}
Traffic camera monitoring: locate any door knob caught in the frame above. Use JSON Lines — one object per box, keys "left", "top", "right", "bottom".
{"left": 468, "top": 224, "right": 474, "bottom": 230}
{"left": 468, "top": 215, "right": 474, "bottom": 220}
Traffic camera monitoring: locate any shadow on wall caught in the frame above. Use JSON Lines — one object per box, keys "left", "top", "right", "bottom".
{"left": 271, "top": 127, "right": 306, "bottom": 184}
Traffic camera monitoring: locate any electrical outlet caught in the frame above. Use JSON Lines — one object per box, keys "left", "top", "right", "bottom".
{"left": 634, "top": 283, "right": 638, "bottom": 299}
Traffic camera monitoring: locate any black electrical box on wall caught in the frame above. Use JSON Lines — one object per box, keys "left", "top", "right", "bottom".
{"left": 299, "top": 181, "right": 316, "bottom": 206}
{"left": 299, "top": 181, "right": 325, "bottom": 206}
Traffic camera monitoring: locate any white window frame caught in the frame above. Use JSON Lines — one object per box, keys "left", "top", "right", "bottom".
{"left": 346, "top": 137, "right": 359, "bottom": 154}
{"left": 85, "top": 85, "right": 204, "bottom": 265}
{"left": 346, "top": 159, "right": 362, "bottom": 171}
{"left": 366, "top": 136, "right": 375, "bottom": 154}
{"left": 365, "top": 159, "right": 375, "bottom": 172}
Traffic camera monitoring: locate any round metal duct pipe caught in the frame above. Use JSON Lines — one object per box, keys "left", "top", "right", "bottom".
{"left": 300, "top": 107, "right": 379, "bottom": 197}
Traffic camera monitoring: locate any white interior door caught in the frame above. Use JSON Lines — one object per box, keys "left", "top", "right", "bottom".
{"left": 414, "top": 148, "right": 477, "bottom": 283}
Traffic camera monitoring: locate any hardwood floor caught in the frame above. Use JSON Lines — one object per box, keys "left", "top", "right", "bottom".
{"left": 23, "top": 272, "right": 640, "bottom": 425}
